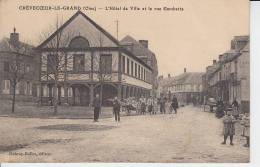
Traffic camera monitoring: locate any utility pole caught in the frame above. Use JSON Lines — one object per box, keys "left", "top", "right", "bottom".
{"left": 115, "top": 20, "right": 119, "bottom": 40}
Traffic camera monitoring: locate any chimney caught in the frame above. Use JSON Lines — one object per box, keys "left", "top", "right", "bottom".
{"left": 168, "top": 74, "right": 171, "bottom": 78}
{"left": 219, "top": 55, "right": 223, "bottom": 62}
{"left": 10, "top": 27, "right": 19, "bottom": 47}
{"left": 139, "top": 40, "right": 148, "bottom": 48}
{"left": 184, "top": 68, "right": 187, "bottom": 73}
{"left": 213, "top": 60, "right": 217, "bottom": 65}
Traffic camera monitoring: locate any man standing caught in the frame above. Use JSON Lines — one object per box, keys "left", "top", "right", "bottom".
{"left": 140, "top": 96, "right": 146, "bottom": 115}
{"left": 159, "top": 96, "right": 166, "bottom": 114}
{"left": 93, "top": 94, "right": 101, "bottom": 122}
{"left": 147, "top": 96, "right": 154, "bottom": 115}
{"left": 171, "top": 95, "right": 179, "bottom": 114}
{"left": 113, "top": 96, "right": 121, "bottom": 122}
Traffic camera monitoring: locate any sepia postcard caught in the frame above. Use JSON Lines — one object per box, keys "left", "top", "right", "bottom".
{"left": 0, "top": 0, "right": 250, "bottom": 164}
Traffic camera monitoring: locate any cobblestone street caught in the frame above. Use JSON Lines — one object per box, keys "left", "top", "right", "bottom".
{"left": 0, "top": 106, "right": 249, "bottom": 163}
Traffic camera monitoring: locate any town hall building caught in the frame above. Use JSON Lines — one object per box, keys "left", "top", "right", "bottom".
{"left": 37, "top": 11, "right": 154, "bottom": 106}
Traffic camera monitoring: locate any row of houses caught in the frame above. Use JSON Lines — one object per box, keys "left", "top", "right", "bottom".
{"left": 158, "top": 68, "right": 204, "bottom": 106}
{"left": 202, "top": 35, "right": 250, "bottom": 112}
{"left": 0, "top": 11, "right": 158, "bottom": 106}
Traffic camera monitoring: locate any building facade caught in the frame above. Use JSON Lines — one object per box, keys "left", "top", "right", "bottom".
{"left": 120, "top": 35, "right": 158, "bottom": 97}
{"left": 37, "top": 11, "right": 153, "bottom": 106}
{"left": 203, "top": 36, "right": 250, "bottom": 112}
{"left": 158, "top": 69, "right": 204, "bottom": 106}
{"left": 0, "top": 29, "right": 40, "bottom": 102}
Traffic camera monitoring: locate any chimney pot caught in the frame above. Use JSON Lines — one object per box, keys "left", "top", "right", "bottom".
{"left": 168, "top": 74, "right": 171, "bottom": 78}
{"left": 213, "top": 60, "right": 217, "bottom": 65}
{"left": 184, "top": 68, "right": 187, "bottom": 73}
{"left": 139, "top": 40, "right": 148, "bottom": 48}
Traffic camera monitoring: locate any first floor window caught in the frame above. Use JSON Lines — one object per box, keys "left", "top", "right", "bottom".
{"left": 126, "top": 58, "right": 130, "bottom": 74}
{"left": 47, "top": 54, "right": 57, "bottom": 73}
{"left": 131, "top": 61, "right": 134, "bottom": 76}
{"left": 100, "top": 54, "right": 112, "bottom": 74}
{"left": 122, "top": 56, "right": 126, "bottom": 73}
{"left": 73, "top": 54, "right": 85, "bottom": 72}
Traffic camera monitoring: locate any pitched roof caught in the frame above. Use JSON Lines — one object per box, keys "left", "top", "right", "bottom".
{"left": 160, "top": 72, "right": 204, "bottom": 87}
{"left": 37, "top": 10, "right": 120, "bottom": 48}
{"left": 120, "top": 35, "right": 155, "bottom": 58}
{"left": 0, "top": 37, "right": 35, "bottom": 56}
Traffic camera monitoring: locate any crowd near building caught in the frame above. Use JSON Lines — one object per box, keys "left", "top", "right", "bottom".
{"left": 158, "top": 68, "right": 204, "bottom": 106}
{"left": 202, "top": 36, "right": 250, "bottom": 113}
{"left": 0, "top": 11, "right": 158, "bottom": 106}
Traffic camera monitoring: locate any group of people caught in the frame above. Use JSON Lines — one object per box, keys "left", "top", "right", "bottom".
{"left": 92, "top": 94, "right": 179, "bottom": 122}
{"left": 221, "top": 110, "right": 250, "bottom": 147}
{"left": 212, "top": 98, "right": 250, "bottom": 147}
{"left": 215, "top": 98, "right": 240, "bottom": 119}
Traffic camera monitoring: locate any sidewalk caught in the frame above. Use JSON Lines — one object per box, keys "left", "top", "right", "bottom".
{"left": 0, "top": 100, "right": 137, "bottom": 119}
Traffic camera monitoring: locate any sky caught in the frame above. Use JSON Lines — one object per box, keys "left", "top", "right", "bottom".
{"left": 0, "top": 0, "right": 249, "bottom": 77}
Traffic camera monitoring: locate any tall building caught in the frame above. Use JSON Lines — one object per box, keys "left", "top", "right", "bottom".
{"left": 203, "top": 35, "right": 249, "bottom": 112}
{"left": 120, "top": 35, "right": 158, "bottom": 97}
{"left": 0, "top": 29, "right": 40, "bottom": 101}
{"left": 37, "top": 11, "right": 154, "bottom": 106}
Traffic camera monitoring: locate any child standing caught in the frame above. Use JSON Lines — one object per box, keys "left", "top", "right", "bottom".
{"left": 241, "top": 112, "right": 250, "bottom": 147}
{"left": 222, "top": 111, "right": 237, "bottom": 145}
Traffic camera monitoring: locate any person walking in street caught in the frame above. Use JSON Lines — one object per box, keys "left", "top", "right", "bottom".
{"left": 140, "top": 96, "right": 146, "bottom": 115}
{"left": 147, "top": 96, "right": 154, "bottom": 115}
{"left": 136, "top": 98, "right": 141, "bottom": 115}
{"left": 241, "top": 112, "right": 250, "bottom": 147}
{"left": 152, "top": 98, "right": 158, "bottom": 115}
{"left": 171, "top": 95, "right": 179, "bottom": 114}
{"left": 93, "top": 94, "right": 101, "bottom": 122}
{"left": 222, "top": 111, "right": 237, "bottom": 145}
{"left": 159, "top": 96, "right": 166, "bottom": 114}
{"left": 113, "top": 96, "right": 121, "bottom": 122}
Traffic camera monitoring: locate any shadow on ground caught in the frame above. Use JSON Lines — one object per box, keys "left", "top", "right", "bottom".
{"left": 35, "top": 124, "right": 117, "bottom": 131}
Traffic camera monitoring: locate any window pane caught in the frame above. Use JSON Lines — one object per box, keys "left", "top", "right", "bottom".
{"left": 100, "top": 54, "right": 112, "bottom": 74}
{"left": 127, "top": 58, "right": 130, "bottom": 74}
{"left": 73, "top": 54, "right": 85, "bottom": 72}
{"left": 47, "top": 55, "right": 57, "bottom": 73}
